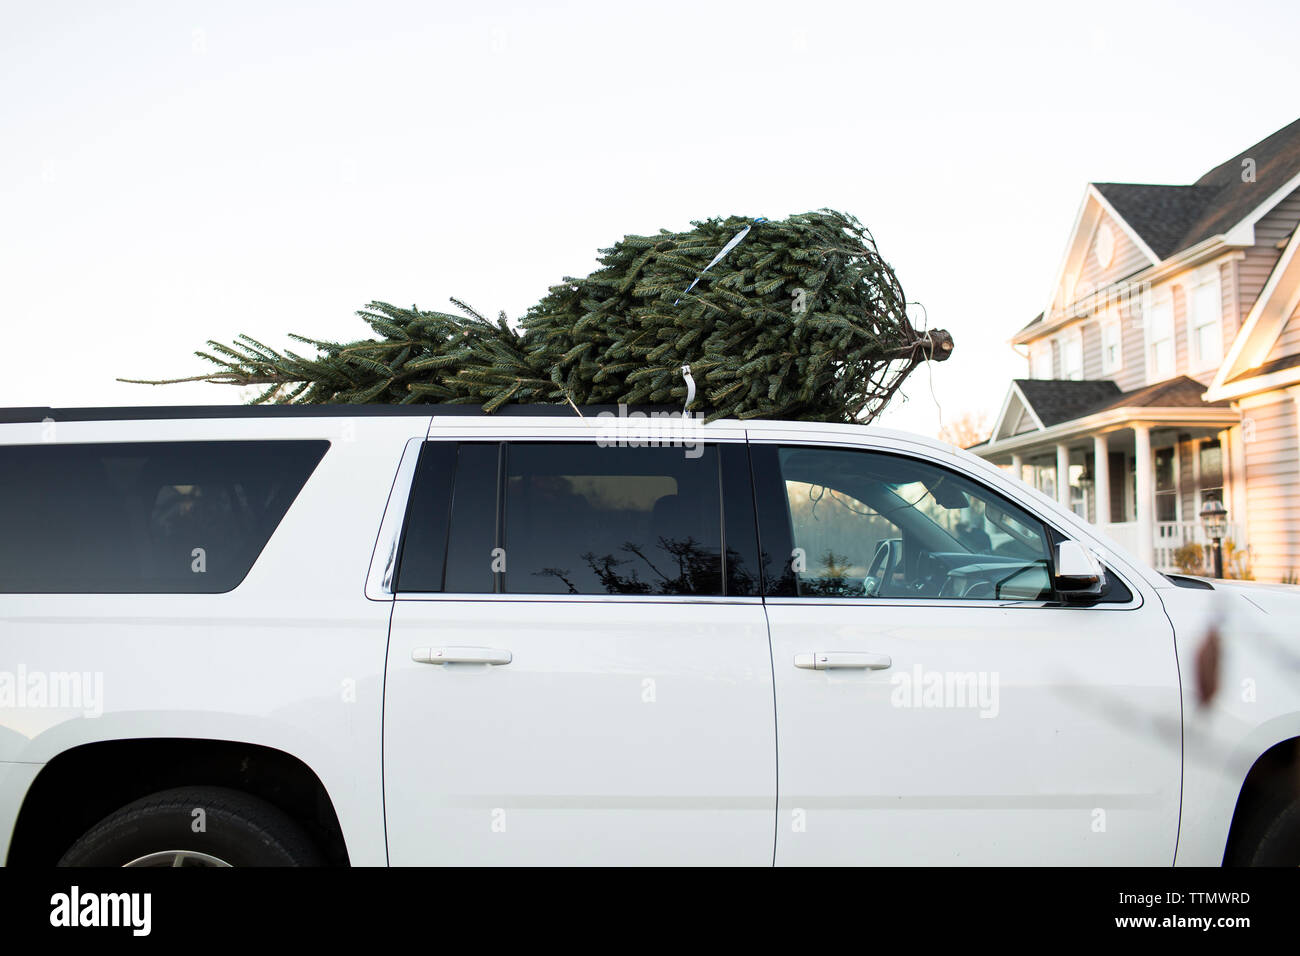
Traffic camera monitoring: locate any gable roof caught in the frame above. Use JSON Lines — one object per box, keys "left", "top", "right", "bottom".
{"left": 1226, "top": 352, "right": 1300, "bottom": 384}
{"left": 1021, "top": 118, "right": 1300, "bottom": 341}
{"left": 1017, "top": 311, "right": 1045, "bottom": 336}
{"left": 1014, "top": 379, "right": 1122, "bottom": 426}
{"left": 1109, "top": 375, "right": 1230, "bottom": 410}
{"left": 1094, "top": 118, "right": 1300, "bottom": 261}
{"left": 981, "top": 376, "right": 1236, "bottom": 454}
{"left": 1206, "top": 221, "right": 1300, "bottom": 398}
{"left": 1009, "top": 375, "right": 1228, "bottom": 432}
{"left": 1090, "top": 184, "right": 1220, "bottom": 260}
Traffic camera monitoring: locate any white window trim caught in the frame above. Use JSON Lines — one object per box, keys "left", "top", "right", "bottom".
{"left": 1145, "top": 285, "right": 1176, "bottom": 384}
{"left": 1101, "top": 311, "right": 1123, "bottom": 375}
{"left": 1030, "top": 341, "right": 1052, "bottom": 379}
{"left": 1153, "top": 441, "right": 1181, "bottom": 524}
{"left": 1060, "top": 326, "right": 1084, "bottom": 381}
{"left": 1188, "top": 265, "right": 1224, "bottom": 374}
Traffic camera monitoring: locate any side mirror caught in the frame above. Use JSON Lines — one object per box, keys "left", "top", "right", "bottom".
{"left": 1055, "top": 540, "right": 1102, "bottom": 598}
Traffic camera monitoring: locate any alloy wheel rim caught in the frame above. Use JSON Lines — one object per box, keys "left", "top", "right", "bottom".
{"left": 123, "top": 850, "right": 233, "bottom": 867}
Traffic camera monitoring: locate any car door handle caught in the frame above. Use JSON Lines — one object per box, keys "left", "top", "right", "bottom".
{"left": 412, "top": 646, "right": 512, "bottom": 665}
{"left": 794, "top": 652, "right": 891, "bottom": 671}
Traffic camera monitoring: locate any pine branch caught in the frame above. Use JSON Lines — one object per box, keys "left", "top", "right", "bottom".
{"left": 122, "top": 210, "right": 951, "bottom": 422}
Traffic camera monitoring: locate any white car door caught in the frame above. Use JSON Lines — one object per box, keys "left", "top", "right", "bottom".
{"left": 749, "top": 436, "right": 1182, "bottom": 865}
{"left": 383, "top": 423, "right": 775, "bottom": 865}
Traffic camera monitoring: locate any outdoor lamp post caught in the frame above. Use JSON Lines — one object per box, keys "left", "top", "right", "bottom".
{"left": 1199, "top": 499, "right": 1228, "bottom": 578}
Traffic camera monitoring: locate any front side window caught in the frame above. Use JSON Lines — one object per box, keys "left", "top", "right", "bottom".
{"left": 0, "top": 440, "right": 327, "bottom": 593}
{"left": 772, "top": 446, "right": 1055, "bottom": 601}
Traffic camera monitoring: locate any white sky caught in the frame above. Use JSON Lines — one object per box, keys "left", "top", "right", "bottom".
{"left": 2, "top": 0, "right": 1297, "bottom": 436}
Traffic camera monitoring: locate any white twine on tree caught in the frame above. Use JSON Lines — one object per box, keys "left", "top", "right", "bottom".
{"left": 912, "top": 302, "right": 945, "bottom": 435}
{"left": 674, "top": 217, "right": 767, "bottom": 305}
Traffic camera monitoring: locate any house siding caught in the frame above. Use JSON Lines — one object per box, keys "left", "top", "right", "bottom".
{"left": 1011, "top": 405, "right": 1035, "bottom": 435}
{"left": 1115, "top": 299, "right": 1146, "bottom": 391}
{"left": 1264, "top": 297, "right": 1300, "bottom": 363}
{"left": 1237, "top": 187, "right": 1300, "bottom": 322}
{"left": 1172, "top": 283, "right": 1189, "bottom": 379}
{"left": 1081, "top": 320, "right": 1102, "bottom": 380}
{"left": 1076, "top": 214, "right": 1150, "bottom": 296}
{"left": 1242, "top": 394, "right": 1300, "bottom": 582}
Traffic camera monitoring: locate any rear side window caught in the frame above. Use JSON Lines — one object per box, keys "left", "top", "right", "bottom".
{"left": 0, "top": 440, "right": 328, "bottom": 593}
{"left": 397, "top": 441, "right": 741, "bottom": 596}
{"left": 503, "top": 443, "right": 722, "bottom": 595}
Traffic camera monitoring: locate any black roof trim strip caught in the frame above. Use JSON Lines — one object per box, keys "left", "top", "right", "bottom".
{"left": 0, "top": 404, "right": 686, "bottom": 424}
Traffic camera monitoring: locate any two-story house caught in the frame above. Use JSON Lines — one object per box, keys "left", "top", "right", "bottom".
{"left": 974, "top": 118, "right": 1300, "bottom": 581}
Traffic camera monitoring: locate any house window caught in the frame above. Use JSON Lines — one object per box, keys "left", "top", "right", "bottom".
{"left": 1198, "top": 439, "right": 1223, "bottom": 511}
{"left": 1147, "top": 295, "right": 1174, "bottom": 381}
{"left": 1031, "top": 463, "right": 1055, "bottom": 499}
{"left": 1060, "top": 330, "right": 1083, "bottom": 381}
{"left": 1101, "top": 315, "right": 1123, "bottom": 374}
{"left": 1190, "top": 277, "right": 1223, "bottom": 370}
{"left": 1030, "top": 343, "right": 1052, "bottom": 379}
{"left": 1154, "top": 446, "right": 1177, "bottom": 522}
{"left": 1069, "top": 463, "right": 1087, "bottom": 519}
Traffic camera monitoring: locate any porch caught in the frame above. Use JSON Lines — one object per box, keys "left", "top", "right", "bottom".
{"left": 985, "top": 423, "right": 1246, "bottom": 574}
{"left": 975, "top": 378, "right": 1243, "bottom": 574}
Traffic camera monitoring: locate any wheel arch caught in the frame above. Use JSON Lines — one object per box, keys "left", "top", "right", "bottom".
{"left": 6, "top": 737, "right": 350, "bottom": 866}
{"left": 1222, "top": 735, "right": 1300, "bottom": 864}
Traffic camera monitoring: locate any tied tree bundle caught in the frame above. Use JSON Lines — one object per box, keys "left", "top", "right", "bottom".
{"left": 125, "top": 209, "right": 952, "bottom": 422}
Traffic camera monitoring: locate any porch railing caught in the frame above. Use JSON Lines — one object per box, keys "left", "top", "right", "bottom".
{"left": 1153, "top": 521, "right": 1246, "bottom": 575}
{"left": 1097, "top": 521, "right": 1248, "bottom": 576}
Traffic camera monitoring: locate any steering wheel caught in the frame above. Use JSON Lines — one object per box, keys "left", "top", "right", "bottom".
{"left": 864, "top": 538, "right": 901, "bottom": 597}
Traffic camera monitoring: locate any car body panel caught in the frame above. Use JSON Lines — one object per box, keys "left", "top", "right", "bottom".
{"left": 0, "top": 413, "right": 431, "bottom": 865}
{"left": 0, "top": 409, "right": 1295, "bottom": 866}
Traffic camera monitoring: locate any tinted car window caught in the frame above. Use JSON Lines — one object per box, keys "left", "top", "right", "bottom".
{"left": 393, "top": 442, "right": 458, "bottom": 593}
{"left": 503, "top": 443, "right": 723, "bottom": 595}
{"left": 0, "top": 440, "right": 327, "bottom": 593}
{"left": 443, "top": 443, "right": 500, "bottom": 594}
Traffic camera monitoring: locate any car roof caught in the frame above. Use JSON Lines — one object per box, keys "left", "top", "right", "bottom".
{"left": 0, "top": 404, "right": 673, "bottom": 423}
{"left": 0, "top": 403, "right": 956, "bottom": 459}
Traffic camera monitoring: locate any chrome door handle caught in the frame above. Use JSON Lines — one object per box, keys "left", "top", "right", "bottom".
{"left": 794, "top": 652, "right": 891, "bottom": 671}
{"left": 412, "top": 646, "right": 512, "bottom": 665}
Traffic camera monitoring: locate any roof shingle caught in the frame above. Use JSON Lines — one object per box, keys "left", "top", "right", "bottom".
{"left": 1014, "top": 379, "right": 1121, "bottom": 426}
{"left": 1095, "top": 117, "right": 1300, "bottom": 260}
{"left": 1014, "top": 375, "right": 1228, "bottom": 429}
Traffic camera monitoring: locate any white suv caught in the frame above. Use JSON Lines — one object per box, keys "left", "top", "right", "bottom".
{"left": 1, "top": 404, "right": 1297, "bottom": 866}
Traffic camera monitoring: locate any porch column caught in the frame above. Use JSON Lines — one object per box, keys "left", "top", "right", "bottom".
{"left": 1010, "top": 453, "right": 1023, "bottom": 484}
{"left": 1134, "top": 423, "right": 1154, "bottom": 566}
{"left": 1055, "top": 443, "right": 1071, "bottom": 509}
{"left": 1092, "top": 434, "right": 1110, "bottom": 530}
